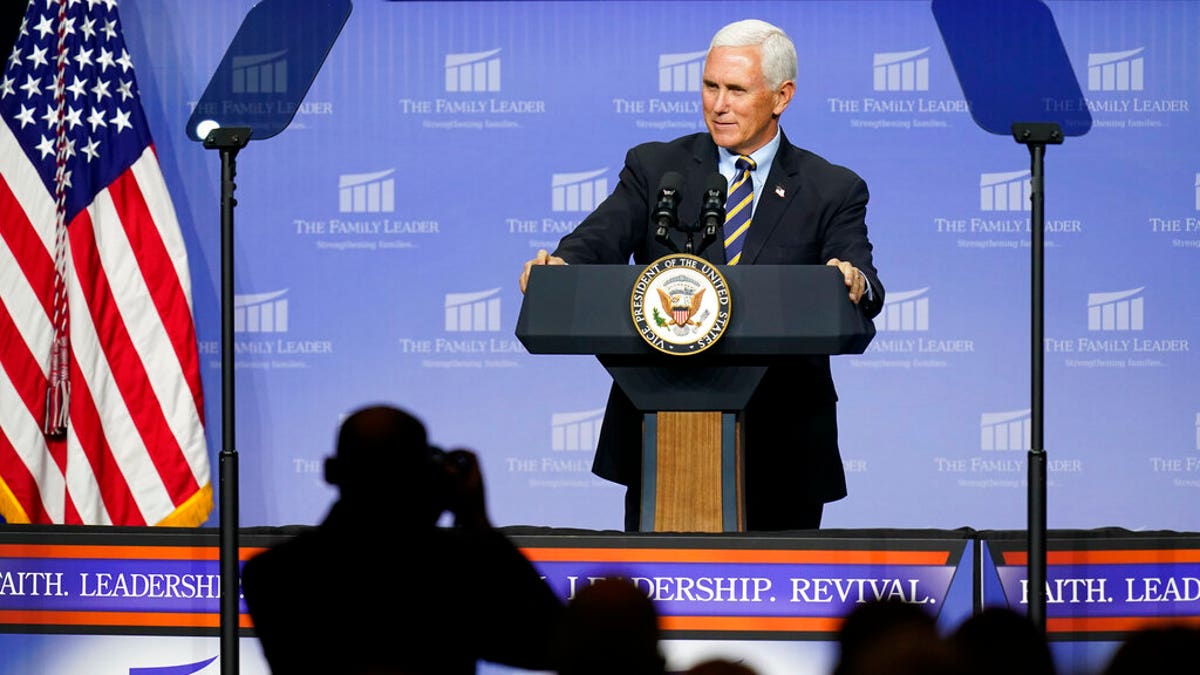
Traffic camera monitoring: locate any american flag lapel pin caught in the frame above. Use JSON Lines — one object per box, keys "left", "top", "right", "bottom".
{"left": 774, "top": 185, "right": 786, "bottom": 198}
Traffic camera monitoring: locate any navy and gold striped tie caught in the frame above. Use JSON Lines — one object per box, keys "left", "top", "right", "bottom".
{"left": 723, "top": 155, "right": 756, "bottom": 265}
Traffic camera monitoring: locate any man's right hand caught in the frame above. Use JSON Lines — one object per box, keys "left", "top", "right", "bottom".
{"left": 444, "top": 448, "right": 489, "bottom": 530}
{"left": 519, "top": 249, "right": 567, "bottom": 293}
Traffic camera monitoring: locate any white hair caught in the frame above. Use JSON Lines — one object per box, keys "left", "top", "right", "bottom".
{"left": 709, "top": 19, "right": 798, "bottom": 90}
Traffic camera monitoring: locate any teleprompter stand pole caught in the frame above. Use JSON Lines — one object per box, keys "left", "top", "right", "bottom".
{"left": 204, "top": 126, "right": 252, "bottom": 675}
{"left": 1012, "top": 121, "right": 1061, "bottom": 634}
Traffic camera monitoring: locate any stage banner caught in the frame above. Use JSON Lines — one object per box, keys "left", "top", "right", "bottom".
{"left": 516, "top": 530, "right": 974, "bottom": 638}
{"left": 0, "top": 525, "right": 973, "bottom": 675}
{"left": 981, "top": 530, "right": 1200, "bottom": 675}
{"left": 8, "top": 525, "right": 1200, "bottom": 674}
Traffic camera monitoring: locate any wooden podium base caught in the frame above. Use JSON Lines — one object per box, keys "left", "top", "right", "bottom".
{"left": 641, "top": 411, "right": 743, "bottom": 533}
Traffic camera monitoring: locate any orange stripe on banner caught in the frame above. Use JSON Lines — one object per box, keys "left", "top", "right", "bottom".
{"left": 108, "top": 166, "right": 205, "bottom": 427}
{"left": 662, "top": 615, "right": 842, "bottom": 633}
{"left": 521, "top": 548, "right": 950, "bottom": 565}
{"left": 0, "top": 610, "right": 253, "bottom": 629}
{"left": 1046, "top": 615, "right": 1200, "bottom": 633}
{"left": 68, "top": 209, "right": 200, "bottom": 509}
{"left": 1003, "top": 550, "right": 1200, "bottom": 565}
{"left": 0, "top": 544, "right": 269, "bottom": 561}
{"left": 66, "top": 356, "right": 145, "bottom": 526}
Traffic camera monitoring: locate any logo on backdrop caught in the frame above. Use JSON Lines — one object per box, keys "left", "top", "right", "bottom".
{"left": 1087, "top": 288, "right": 1144, "bottom": 332}
{"left": 873, "top": 49, "right": 930, "bottom": 92}
{"left": 396, "top": 47, "right": 547, "bottom": 130}
{"left": 1087, "top": 48, "right": 1144, "bottom": 92}
{"left": 658, "top": 51, "right": 706, "bottom": 92}
{"left": 235, "top": 291, "right": 289, "bottom": 334}
{"left": 1144, "top": 173, "right": 1200, "bottom": 250}
{"left": 1043, "top": 286, "right": 1190, "bottom": 368}
{"left": 552, "top": 170, "right": 609, "bottom": 212}
{"left": 936, "top": 408, "right": 1029, "bottom": 489}
{"left": 610, "top": 48, "right": 704, "bottom": 132}
{"left": 445, "top": 49, "right": 502, "bottom": 92}
{"left": 631, "top": 254, "right": 730, "bottom": 355}
{"left": 551, "top": 409, "right": 604, "bottom": 452}
{"left": 825, "top": 46, "right": 968, "bottom": 130}
{"left": 504, "top": 407, "right": 616, "bottom": 490}
{"left": 980, "top": 409, "right": 1030, "bottom": 452}
{"left": 979, "top": 171, "right": 1031, "bottom": 212}
{"left": 197, "top": 290, "right": 334, "bottom": 370}
{"left": 1068, "top": 46, "right": 1190, "bottom": 130}
{"left": 445, "top": 289, "right": 501, "bottom": 332}
{"left": 290, "top": 169, "right": 440, "bottom": 252}
{"left": 874, "top": 288, "right": 931, "bottom": 332}
{"left": 933, "top": 408, "right": 1082, "bottom": 490}
{"left": 931, "top": 168, "right": 1083, "bottom": 250}
{"left": 339, "top": 170, "right": 395, "bottom": 213}
{"left": 1145, "top": 413, "right": 1200, "bottom": 490}
{"left": 855, "top": 288, "right": 974, "bottom": 369}
{"left": 506, "top": 168, "right": 611, "bottom": 249}
{"left": 396, "top": 287, "right": 526, "bottom": 368}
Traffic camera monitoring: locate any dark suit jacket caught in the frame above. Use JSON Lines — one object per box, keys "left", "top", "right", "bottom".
{"left": 552, "top": 131, "right": 884, "bottom": 519}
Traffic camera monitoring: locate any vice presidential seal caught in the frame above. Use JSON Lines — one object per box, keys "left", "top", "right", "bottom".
{"left": 630, "top": 254, "right": 731, "bottom": 355}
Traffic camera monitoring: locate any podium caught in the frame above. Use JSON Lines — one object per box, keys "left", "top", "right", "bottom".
{"left": 516, "top": 264, "right": 875, "bottom": 532}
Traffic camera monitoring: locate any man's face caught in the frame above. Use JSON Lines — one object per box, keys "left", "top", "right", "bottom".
{"left": 701, "top": 45, "right": 794, "bottom": 156}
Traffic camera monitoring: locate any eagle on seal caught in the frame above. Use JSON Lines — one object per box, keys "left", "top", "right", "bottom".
{"left": 657, "top": 287, "right": 705, "bottom": 327}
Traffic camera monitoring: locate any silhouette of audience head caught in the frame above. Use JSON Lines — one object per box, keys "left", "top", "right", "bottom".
{"left": 1102, "top": 623, "right": 1200, "bottom": 675}
{"left": 949, "top": 605, "right": 1055, "bottom": 675}
{"left": 833, "top": 597, "right": 961, "bottom": 675}
{"left": 684, "top": 657, "right": 759, "bottom": 675}
{"left": 555, "top": 576, "right": 666, "bottom": 675}
{"left": 323, "top": 404, "right": 449, "bottom": 522}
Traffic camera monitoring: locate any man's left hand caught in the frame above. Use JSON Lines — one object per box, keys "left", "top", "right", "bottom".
{"left": 826, "top": 258, "right": 865, "bottom": 305}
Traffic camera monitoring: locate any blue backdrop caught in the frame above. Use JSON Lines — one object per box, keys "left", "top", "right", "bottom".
{"left": 118, "top": 0, "right": 1199, "bottom": 532}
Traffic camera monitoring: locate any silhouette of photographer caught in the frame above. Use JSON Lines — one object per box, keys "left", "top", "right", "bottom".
{"left": 241, "top": 405, "right": 563, "bottom": 674}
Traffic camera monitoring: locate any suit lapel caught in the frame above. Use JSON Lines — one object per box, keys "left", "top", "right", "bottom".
{"left": 740, "top": 130, "right": 801, "bottom": 265}
{"left": 686, "top": 135, "right": 724, "bottom": 264}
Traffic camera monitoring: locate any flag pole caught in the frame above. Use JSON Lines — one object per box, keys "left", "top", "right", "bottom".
{"left": 204, "top": 126, "right": 252, "bottom": 675}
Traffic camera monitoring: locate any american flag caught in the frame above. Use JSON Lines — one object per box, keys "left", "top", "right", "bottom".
{"left": 0, "top": 0, "right": 211, "bottom": 525}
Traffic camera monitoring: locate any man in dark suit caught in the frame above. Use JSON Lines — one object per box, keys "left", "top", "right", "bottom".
{"left": 240, "top": 405, "right": 563, "bottom": 674}
{"left": 520, "top": 19, "right": 883, "bottom": 531}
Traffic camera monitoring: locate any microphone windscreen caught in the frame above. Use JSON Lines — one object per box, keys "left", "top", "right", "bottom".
{"left": 704, "top": 172, "right": 727, "bottom": 200}
{"left": 659, "top": 171, "right": 685, "bottom": 194}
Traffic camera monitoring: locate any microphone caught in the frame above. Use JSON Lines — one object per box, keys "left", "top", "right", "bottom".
{"left": 700, "top": 172, "right": 727, "bottom": 238}
{"left": 652, "top": 172, "right": 685, "bottom": 237}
